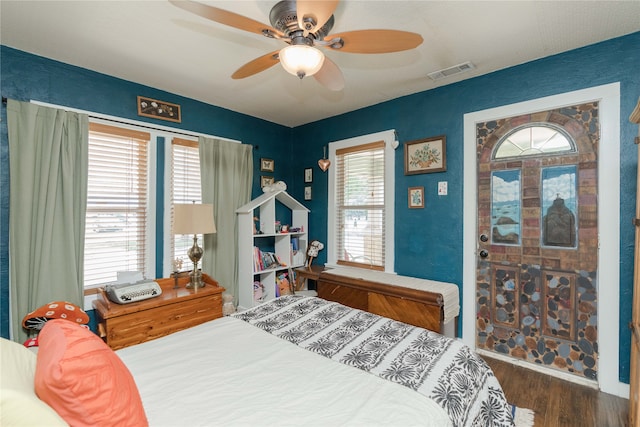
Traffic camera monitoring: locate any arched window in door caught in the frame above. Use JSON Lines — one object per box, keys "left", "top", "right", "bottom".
{"left": 493, "top": 123, "right": 575, "bottom": 160}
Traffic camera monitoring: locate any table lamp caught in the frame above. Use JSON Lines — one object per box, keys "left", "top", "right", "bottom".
{"left": 173, "top": 203, "right": 216, "bottom": 288}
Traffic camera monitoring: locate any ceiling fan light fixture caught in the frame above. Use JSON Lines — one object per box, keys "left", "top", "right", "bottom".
{"left": 279, "top": 44, "right": 325, "bottom": 79}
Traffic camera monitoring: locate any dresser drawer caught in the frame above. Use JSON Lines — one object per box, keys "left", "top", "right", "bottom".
{"left": 104, "top": 294, "right": 222, "bottom": 350}
{"left": 94, "top": 277, "right": 225, "bottom": 350}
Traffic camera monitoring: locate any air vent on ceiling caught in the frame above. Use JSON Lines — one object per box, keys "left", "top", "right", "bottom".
{"left": 427, "top": 61, "right": 476, "bottom": 81}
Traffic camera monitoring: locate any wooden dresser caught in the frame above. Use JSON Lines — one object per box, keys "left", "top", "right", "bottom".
{"left": 317, "top": 268, "right": 459, "bottom": 336}
{"left": 93, "top": 275, "right": 224, "bottom": 350}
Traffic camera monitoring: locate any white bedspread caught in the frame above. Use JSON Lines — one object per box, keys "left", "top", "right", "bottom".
{"left": 235, "top": 296, "right": 513, "bottom": 427}
{"left": 117, "top": 315, "right": 452, "bottom": 426}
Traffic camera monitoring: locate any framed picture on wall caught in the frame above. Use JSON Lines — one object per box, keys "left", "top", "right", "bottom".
{"left": 137, "top": 96, "right": 181, "bottom": 123}
{"left": 260, "top": 158, "right": 275, "bottom": 172}
{"left": 261, "top": 176, "right": 274, "bottom": 188}
{"left": 408, "top": 186, "right": 424, "bottom": 208}
{"left": 304, "top": 186, "right": 312, "bottom": 201}
{"left": 304, "top": 168, "right": 313, "bottom": 183}
{"left": 404, "top": 135, "right": 447, "bottom": 175}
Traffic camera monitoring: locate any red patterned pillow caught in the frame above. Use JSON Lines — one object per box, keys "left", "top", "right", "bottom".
{"left": 35, "top": 320, "right": 148, "bottom": 427}
{"left": 22, "top": 301, "right": 89, "bottom": 331}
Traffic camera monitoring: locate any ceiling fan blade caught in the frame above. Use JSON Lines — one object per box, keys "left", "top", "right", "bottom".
{"left": 297, "top": 0, "right": 339, "bottom": 33}
{"left": 314, "top": 56, "right": 344, "bottom": 91}
{"left": 169, "top": 0, "right": 283, "bottom": 38}
{"left": 231, "top": 51, "right": 281, "bottom": 79}
{"left": 325, "top": 30, "right": 423, "bottom": 53}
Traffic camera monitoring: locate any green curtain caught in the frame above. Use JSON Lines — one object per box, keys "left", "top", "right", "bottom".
{"left": 199, "top": 137, "right": 252, "bottom": 304}
{"left": 7, "top": 100, "right": 88, "bottom": 342}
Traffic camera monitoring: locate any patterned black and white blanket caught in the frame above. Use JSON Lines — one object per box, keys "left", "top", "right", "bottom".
{"left": 234, "top": 295, "right": 514, "bottom": 427}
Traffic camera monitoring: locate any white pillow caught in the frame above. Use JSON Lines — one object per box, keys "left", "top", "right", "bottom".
{"left": 0, "top": 337, "right": 67, "bottom": 426}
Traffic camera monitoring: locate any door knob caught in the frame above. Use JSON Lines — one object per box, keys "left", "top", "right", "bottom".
{"left": 479, "top": 250, "right": 489, "bottom": 258}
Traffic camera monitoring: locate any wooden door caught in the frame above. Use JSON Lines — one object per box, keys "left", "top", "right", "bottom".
{"left": 474, "top": 103, "right": 600, "bottom": 382}
{"left": 629, "top": 99, "right": 640, "bottom": 427}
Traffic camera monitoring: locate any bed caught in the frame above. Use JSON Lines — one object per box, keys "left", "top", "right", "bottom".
{"left": 1, "top": 295, "right": 515, "bottom": 427}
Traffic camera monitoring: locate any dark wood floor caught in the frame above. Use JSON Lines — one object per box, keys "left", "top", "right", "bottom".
{"left": 483, "top": 356, "right": 629, "bottom": 427}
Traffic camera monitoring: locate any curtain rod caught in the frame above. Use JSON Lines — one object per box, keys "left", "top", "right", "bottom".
{"left": 86, "top": 114, "right": 203, "bottom": 140}
{"left": 1, "top": 95, "right": 196, "bottom": 139}
{"left": 2, "top": 97, "right": 250, "bottom": 146}
{"left": 89, "top": 115, "right": 254, "bottom": 147}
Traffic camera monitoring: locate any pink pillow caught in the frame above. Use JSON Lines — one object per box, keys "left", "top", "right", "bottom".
{"left": 35, "top": 319, "right": 148, "bottom": 427}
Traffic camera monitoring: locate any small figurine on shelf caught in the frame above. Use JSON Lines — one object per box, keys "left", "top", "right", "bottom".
{"left": 253, "top": 216, "right": 261, "bottom": 234}
{"left": 262, "top": 180, "right": 287, "bottom": 193}
{"left": 306, "top": 240, "right": 324, "bottom": 268}
{"left": 172, "top": 258, "right": 183, "bottom": 288}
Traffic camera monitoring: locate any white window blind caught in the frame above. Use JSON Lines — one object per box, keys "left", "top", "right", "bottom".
{"left": 171, "top": 138, "right": 202, "bottom": 270}
{"left": 335, "top": 141, "right": 385, "bottom": 270}
{"left": 84, "top": 123, "right": 150, "bottom": 287}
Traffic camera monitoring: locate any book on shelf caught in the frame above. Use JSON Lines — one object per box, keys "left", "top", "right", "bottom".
{"left": 291, "top": 247, "right": 305, "bottom": 266}
{"left": 253, "top": 246, "right": 287, "bottom": 272}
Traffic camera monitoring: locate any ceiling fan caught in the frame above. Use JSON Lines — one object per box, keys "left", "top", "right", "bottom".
{"left": 169, "top": 0, "right": 424, "bottom": 91}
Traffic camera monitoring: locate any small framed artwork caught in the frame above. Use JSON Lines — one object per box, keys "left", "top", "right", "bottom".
{"left": 304, "top": 186, "right": 312, "bottom": 201}
{"left": 304, "top": 167, "right": 313, "bottom": 183}
{"left": 404, "top": 135, "right": 447, "bottom": 175}
{"left": 137, "top": 96, "right": 181, "bottom": 123}
{"left": 260, "top": 158, "right": 275, "bottom": 172}
{"left": 261, "top": 176, "right": 274, "bottom": 188}
{"left": 408, "top": 186, "right": 424, "bottom": 209}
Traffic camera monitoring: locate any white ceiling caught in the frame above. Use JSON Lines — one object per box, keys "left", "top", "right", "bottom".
{"left": 1, "top": 1, "right": 639, "bottom": 128}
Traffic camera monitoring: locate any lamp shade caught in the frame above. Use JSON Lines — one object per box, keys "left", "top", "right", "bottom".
{"left": 279, "top": 44, "right": 325, "bottom": 78}
{"left": 173, "top": 203, "right": 216, "bottom": 235}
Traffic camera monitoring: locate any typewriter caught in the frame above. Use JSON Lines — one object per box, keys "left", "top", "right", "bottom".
{"left": 104, "top": 280, "right": 162, "bottom": 304}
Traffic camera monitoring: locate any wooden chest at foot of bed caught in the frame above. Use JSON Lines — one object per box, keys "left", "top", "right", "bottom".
{"left": 93, "top": 277, "right": 224, "bottom": 350}
{"left": 317, "top": 269, "right": 459, "bottom": 336}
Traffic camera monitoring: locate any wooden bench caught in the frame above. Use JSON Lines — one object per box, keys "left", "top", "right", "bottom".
{"left": 317, "top": 268, "right": 459, "bottom": 337}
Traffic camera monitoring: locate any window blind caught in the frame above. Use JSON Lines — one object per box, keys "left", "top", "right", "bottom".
{"left": 335, "top": 141, "right": 385, "bottom": 270}
{"left": 84, "top": 123, "right": 150, "bottom": 287}
{"left": 171, "top": 138, "right": 202, "bottom": 270}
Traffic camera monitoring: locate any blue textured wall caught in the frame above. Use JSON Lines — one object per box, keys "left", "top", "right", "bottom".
{"left": 0, "top": 45, "right": 292, "bottom": 337}
{"left": 291, "top": 32, "right": 640, "bottom": 384}
{"left": 1, "top": 32, "right": 639, "bottom": 384}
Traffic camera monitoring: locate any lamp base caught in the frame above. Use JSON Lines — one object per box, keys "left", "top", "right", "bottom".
{"left": 186, "top": 269, "right": 205, "bottom": 289}
{"left": 186, "top": 234, "right": 205, "bottom": 289}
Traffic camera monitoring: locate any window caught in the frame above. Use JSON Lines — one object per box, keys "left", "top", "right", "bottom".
{"left": 328, "top": 130, "right": 395, "bottom": 272}
{"left": 84, "top": 123, "right": 152, "bottom": 287}
{"left": 170, "top": 138, "right": 202, "bottom": 270}
{"left": 32, "top": 102, "right": 228, "bottom": 288}
{"left": 493, "top": 124, "right": 575, "bottom": 159}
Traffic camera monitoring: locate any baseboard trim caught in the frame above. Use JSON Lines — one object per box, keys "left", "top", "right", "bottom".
{"left": 478, "top": 349, "right": 630, "bottom": 399}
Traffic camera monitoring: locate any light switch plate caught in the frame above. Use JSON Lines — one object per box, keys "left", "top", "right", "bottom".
{"left": 438, "top": 181, "right": 448, "bottom": 195}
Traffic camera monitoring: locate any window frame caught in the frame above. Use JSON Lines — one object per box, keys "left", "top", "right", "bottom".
{"left": 85, "top": 119, "right": 157, "bottom": 289}
{"left": 327, "top": 129, "right": 396, "bottom": 273}
{"left": 168, "top": 137, "right": 202, "bottom": 274}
